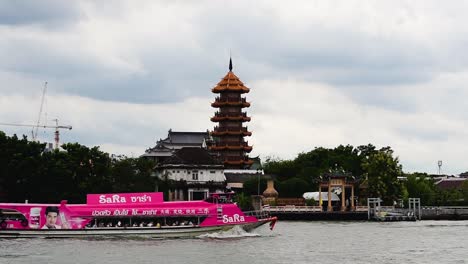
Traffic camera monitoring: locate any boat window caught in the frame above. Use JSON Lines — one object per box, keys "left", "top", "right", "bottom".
{"left": 204, "top": 193, "right": 234, "bottom": 204}
{"left": 86, "top": 216, "right": 205, "bottom": 228}
{"left": 0, "top": 209, "right": 27, "bottom": 221}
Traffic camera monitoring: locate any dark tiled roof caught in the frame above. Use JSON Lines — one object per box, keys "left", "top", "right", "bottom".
{"left": 145, "top": 130, "right": 211, "bottom": 155}
{"left": 163, "top": 147, "right": 221, "bottom": 165}
{"left": 164, "top": 131, "right": 209, "bottom": 144}
{"left": 224, "top": 173, "right": 275, "bottom": 183}
{"left": 435, "top": 178, "right": 467, "bottom": 190}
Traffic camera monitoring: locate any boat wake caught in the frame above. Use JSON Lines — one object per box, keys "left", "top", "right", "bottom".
{"left": 197, "top": 226, "right": 260, "bottom": 239}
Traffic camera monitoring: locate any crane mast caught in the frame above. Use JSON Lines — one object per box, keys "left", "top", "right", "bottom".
{"left": 0, "top": 82, "right": 72, "bottom": 150}
{"left": 33, "top": 82, "right": 47, "bottom": 141}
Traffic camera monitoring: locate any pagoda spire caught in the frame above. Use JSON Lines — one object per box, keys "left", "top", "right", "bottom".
{"left": 229, "top": 57, "right": 233, "bottom": 72}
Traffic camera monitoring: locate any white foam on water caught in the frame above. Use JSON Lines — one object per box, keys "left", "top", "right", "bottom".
{"left": 197, "top": 225, "right": 260, "bottom": 239}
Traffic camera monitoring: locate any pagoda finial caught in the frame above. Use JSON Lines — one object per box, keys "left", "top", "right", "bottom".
{"left": 229, "top": 57, "right": 233, "bottom": 72}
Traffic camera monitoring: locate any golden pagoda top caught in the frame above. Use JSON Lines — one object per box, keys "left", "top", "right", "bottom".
{"left": 212, "top": 58, "right": 250, "bottom": 93}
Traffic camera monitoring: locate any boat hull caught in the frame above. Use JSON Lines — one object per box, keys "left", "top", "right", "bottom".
{"left": 0, "top": 225, "right": 237, "bottom": 239}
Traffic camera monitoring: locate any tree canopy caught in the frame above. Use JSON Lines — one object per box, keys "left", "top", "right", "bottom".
{"left": 261, "top": 144, "right": 467, "bottom": 205}
{"left": 1, "top": 131, "right": 466, "bottom": 206}
{"left": 0, "top": 131, "right": 155, "bottom": 203}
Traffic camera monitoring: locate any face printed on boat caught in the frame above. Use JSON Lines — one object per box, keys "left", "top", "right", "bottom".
{"left": 45, "top": 212, "right": 58, "bottom": 227}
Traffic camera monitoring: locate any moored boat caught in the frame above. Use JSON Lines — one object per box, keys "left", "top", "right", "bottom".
{"left": 0, "top": 192, "right": 276, "bottom": 238}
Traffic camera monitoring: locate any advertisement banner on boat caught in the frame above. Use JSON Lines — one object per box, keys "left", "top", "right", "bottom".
{"left": 86, "top": 192, "right": 164, "bottom": 205}
{"left": 90, "top": 207, "right": 211, "bottom": 217}
{"left": 0, "top": 204, "right": 87, "bottom": 230}
{"left": 0, "top": 192, "right": 265, "bottom": 232}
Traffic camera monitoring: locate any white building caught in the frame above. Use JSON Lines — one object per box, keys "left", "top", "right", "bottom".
{"left": 155, "top": 147, "right": 225, "bottom": 201}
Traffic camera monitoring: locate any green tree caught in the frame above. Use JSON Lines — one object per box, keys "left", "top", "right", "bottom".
{"left": 234, "top": 192, "right": 253, "bottom": 211}
{"left": 263, "top": 157, "right": 298, "bottom": 181}
{"left": 277, "top": 177, "right": 311, "bottom": 198}
{"left": 0, "top": 132, "right": 45, "bottom": 202}
{"left": 362, "top": 147, "right": 403, "bottom": 204}
{"left": 462, "top": 181, "right": 468, "bottom": 204}
{"left": 404, "top": 173, "right": 436, "bottom": 205}
{"left": 242, "top": 177, "right": 267, "bottom": 196}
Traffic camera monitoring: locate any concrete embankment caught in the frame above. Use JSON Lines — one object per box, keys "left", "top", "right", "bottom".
{"left": 267, "top": 207, "right": 468, "bottom": 221}
{"left": 269, "top": 211, "right": 368, "bottom": 221}
{"left": 421, "top": 207, "right": 468, "bottom": 220}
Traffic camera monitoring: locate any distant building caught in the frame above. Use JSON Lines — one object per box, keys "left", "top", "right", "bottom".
{"left": 435, "top": 177, "right": 467, "bottom": 191}
{"left": 144, "top": 60, "right": 261, "bottom": 196}
{"left": 224, "top": 169, "right": 264, "bottom": 192}
{"left": 209, "top": 58, "right": 253, "bottom": 169}
{"left": 142, "top": 129, "right": 212, "bottom": 164}
{"left": 155, "top": 147, "right": 225, "bottom": 201}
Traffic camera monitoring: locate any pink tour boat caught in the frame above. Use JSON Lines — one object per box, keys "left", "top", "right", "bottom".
{"left": 0, "top": 192, "right": 277, "bottom": 238}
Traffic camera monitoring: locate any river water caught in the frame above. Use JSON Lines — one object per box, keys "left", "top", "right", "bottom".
{"left": 1, "top": 220, "right": 467, "bottom": 264}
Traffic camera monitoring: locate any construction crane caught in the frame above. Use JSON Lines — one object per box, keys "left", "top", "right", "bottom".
{"left": 33, "top": 82, "right": 48, "bottom": 141}
{"left": 0, "top": 119, "right": 72, "bottom": 149}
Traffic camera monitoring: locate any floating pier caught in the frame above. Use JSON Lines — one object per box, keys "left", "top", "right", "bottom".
{"left": 367, "top": 198, "right": 420, "bottom": 221}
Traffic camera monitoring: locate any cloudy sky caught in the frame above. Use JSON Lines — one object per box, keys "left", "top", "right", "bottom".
{"left": 1, "top": 0, "right": 467, "bottom": 174}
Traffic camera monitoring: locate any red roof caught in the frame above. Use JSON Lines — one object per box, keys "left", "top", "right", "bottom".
{"left": 212, "top": 72, "right": 250, "bottom": 93}
{"left": 435, "top": 178, "right": 467, "bottom": 190}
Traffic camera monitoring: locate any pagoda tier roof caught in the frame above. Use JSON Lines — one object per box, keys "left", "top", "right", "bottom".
{"left": 211, "top": 116, "right": 251, "bottom": 122}
{"left": 211, "top": 101, "right": 250, "bottom": 108}
{"left": 211, "top": 126, "right": 251, "bottom": 136}
{"left": 212, "top": 71, "right": 250, "bottom": 93}
{"left": 211, "top": 131, "right": 252, "bottom": 137}
{"left": 210, "top": 145, "right": 253, "bottom": 152}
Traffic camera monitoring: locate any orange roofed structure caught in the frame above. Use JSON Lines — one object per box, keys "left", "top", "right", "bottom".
{"left": 209, "top": 58, "right": 253, "bottom": 169}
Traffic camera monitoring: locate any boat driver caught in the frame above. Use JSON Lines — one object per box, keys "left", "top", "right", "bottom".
{"left": 41, "top": 206, "right": 62, "bottom": 229}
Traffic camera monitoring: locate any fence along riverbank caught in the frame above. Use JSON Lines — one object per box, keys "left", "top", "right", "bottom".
{"left": 261, "top": 203, "right": 468, "bottom": 221}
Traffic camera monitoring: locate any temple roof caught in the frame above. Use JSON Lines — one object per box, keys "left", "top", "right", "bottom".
{"left": 212, "top": 71, "right": 250, "bottom": 93}
{"left": 162, "top": 147, "right": 222, "bottom": 166}
{"left": 161, "top": 130, "right": 210, "bottom": 145}
{"left": 145, "top": 130, "right": 211, "bottom": 154}
{"left": 224, "top": 172, "right": 274, "bottom": 183}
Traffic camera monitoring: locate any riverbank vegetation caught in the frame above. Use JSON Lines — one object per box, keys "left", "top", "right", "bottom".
{"left": 1, "top": 131, "right": 467, "bottom": 205}
{"left": 0, "top": 132, "right": 155, "bottom": 203}
{"left": 244, "top": 145, "right": 468, "bottom": 206}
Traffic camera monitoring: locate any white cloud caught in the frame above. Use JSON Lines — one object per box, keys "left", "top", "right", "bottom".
{"left": 2, "top": 71, "right": 467, "bottom": 174}
{"left": 1, "top": 0, "right": 468, "bottom": 174}
{"left": 248, "top": 77, "right": 468, "bottom": 174}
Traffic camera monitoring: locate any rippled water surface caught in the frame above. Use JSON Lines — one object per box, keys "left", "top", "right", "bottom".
{"left": 1, "top": 221, "right": 467, "bottom": 264}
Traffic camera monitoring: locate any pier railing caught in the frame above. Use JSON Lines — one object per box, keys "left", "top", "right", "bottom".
{"left": 355, "top": 206, "right": 369, "bottom": 212}
{"left": 368, "top": 197, "right": 421, "bottom": 221}
{"left": 244, "top": 210, "right": 271, "bottom": 219}
{"left": 261, "top": 205, "right": 322, "bottom": 213}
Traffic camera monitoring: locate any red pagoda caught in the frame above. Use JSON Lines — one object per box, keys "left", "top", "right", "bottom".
{"left": 209, "top": 59, "right": 253, "bottom": 169}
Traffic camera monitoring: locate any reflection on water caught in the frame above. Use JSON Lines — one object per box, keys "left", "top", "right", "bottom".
{"left": 0, "top": 221, "right": 467, "bottom": 264}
